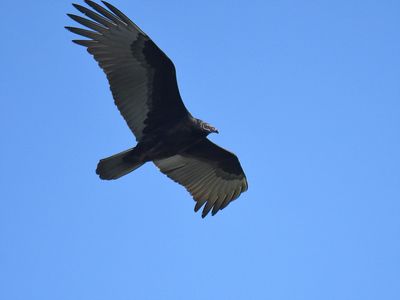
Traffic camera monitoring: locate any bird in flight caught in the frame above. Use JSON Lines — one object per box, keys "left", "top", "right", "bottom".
{"left": 66, "top": 1, "right": 248, "bottom": 217}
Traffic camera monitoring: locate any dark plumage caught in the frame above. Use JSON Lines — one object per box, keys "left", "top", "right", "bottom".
{"left": 66, "top": 0, "right": 248, "bottom": 217}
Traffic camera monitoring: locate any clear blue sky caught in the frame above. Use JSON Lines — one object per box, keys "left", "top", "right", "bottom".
{"left": 1, "top": 0, "right": 399, "bottom": 299}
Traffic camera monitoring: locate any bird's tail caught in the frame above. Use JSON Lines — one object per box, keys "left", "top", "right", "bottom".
{"left": 96, "top": 148, "right": 145, "bottom": 180}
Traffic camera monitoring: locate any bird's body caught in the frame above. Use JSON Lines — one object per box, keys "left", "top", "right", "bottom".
{"left": 138, "top": 117, "right": 206, "bottom": 160}
{"left": 111, "top": 117, "right": 209, "bottom": 165}
{"left": 66, "top": 0, "right": 248, "bottom": 217}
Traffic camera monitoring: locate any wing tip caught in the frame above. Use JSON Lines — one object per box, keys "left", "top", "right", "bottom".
{"left": 72, "top": 3, "right": 83, "bottom": 10}
{"left": 84, "top": 0, "right": 96, "bottom": 6}
{"left": 64, "top": 26, "right": 78, "bottom": 35}
{"left": 194, "top": 199, "right": 210, "bottom": 218}
{"left": 201, "top": 209, "right": 210, "bottom": 218}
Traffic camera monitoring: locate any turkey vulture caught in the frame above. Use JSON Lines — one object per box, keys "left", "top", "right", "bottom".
{"left": 66, "top": 0, "right": 248, "bottom": 217}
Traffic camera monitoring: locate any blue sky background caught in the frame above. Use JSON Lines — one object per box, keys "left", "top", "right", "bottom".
{"left": 1, "top": 0, "right": 399, "bottom": 299}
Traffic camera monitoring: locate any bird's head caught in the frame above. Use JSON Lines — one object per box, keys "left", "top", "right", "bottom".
{"left": 199, "top": 120, "right": 219, "bottom": 135}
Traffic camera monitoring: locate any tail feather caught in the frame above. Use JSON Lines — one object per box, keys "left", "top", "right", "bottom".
{"left": 96, "top": 148, "right": 145, "bottom": 180}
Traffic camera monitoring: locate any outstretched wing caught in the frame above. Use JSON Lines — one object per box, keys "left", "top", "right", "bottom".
{"left": 66, "top": 1, "right": 189, "bottom": 141}
{"left": 154, "top": 139, "right": 248, "bottom": 217}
